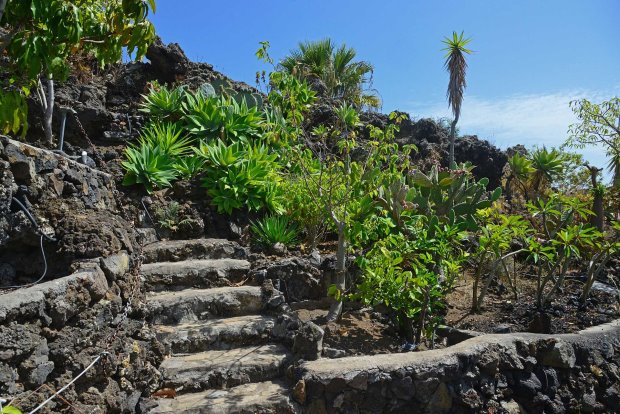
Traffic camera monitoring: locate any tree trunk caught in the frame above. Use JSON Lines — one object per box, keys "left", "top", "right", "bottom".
{"left": 588, "top": 167, "right": 604, "bottom": 232}
{"left": 42, "top": 76, "right": 55, "bottom": 145}
{"left": 400, "top": 313, "right": 415, "bottom": 343}
{"left": 326, "top": 222, "right": 346, "bottom": 321}
{"left": 448, "top": 117, "right": 458, "bottom": 168}
{"left": 592, "top": 193, "right": 604, "bottom": 232}
{"left": 415, "top": 286, "right": 430, "bottom": 344}
{"left": 0, "top": 0, "right": 7, "bottom": 23}
{"left": 471, "top": 253, "right": 487, "bottom": 313}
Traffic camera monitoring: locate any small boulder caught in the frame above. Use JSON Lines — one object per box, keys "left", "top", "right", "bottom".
{"left": 539, "top": 340, "right": 576, "bottom": 369}
{"left": 293, "top": 321, "right": 324, "bottom": 361}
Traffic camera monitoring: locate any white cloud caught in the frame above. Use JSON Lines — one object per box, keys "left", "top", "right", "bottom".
{"left": 407, "top": 88, "right": 620, "bottom": 174}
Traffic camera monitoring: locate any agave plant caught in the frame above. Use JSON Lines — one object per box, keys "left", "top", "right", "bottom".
{"left": 251, "top": 215, "right": 298, "bottom": 247}
{"left": 183, "top": 94, "right": 264, "bottom": 142}
{"left": 195, "top": 139, "right": 283, "bottom": 214}
{"left": 173, "top": 155, "right": 205, "bottom": 180}
{"left": 140, "top": 82, "right": 187, "bottom": 122}
{"left": 122, "top": 144, "right": 178, "bottom": 193}
{"left": 139, "top": 122, "right": 193, "bottom": 156}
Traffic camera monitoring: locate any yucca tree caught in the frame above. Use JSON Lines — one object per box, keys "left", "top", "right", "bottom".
{"left": 529, "top": 147, "right": 565, "bottom": 197}
{"left": 442, "top": 31, "right": 472, "bottom": 167}
{"left": 279, "top": 38, "right": 379, "bottom": 108}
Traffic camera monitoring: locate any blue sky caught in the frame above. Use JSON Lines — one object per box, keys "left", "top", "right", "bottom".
{"left": 150, "top": 0, "right": 620, "bottom": 175}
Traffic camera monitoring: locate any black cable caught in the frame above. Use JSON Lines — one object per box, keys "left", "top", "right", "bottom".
{"left": 10, "top": 197, "right": 56, "bottom": 242}
{"left": 0, "top": 197, "right": 56, "bottom": 291}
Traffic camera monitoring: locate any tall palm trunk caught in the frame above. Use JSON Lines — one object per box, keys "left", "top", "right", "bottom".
{"left": 449, "top": 115, "right": 459, "bottom": 167}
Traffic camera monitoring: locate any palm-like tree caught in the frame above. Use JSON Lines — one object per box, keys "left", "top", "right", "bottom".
{"left": 606, "top": 150, "right": 620, "bottom": 188}
{"left": 529, "top": 147, "right": 565, "bottom": 197}
{"left": 442, "top": 31, "right": 472, "bottom": 167}
{"left": 506, "top": 153, "right": 535, "bottom": 203}
{"left": 279, "top": 39, "right": 379, "bottom": 108}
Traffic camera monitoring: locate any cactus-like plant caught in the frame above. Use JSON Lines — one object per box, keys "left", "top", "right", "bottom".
{"left": 409, "top": 163, "right": 501, "bottom": 231}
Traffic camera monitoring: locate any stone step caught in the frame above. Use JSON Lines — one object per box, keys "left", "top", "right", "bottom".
{"left": 146, "top": 286, "right": 263, "bottom": 324}
{"left": 147, "top": 380, "right": 299, "bottom": 414}
{"left": 156, "top": 315, "right": 276, "bottom": 354}
{"left": 141, "top": 259, "right": 250, "bottom": 292}
{"left": 160, "top": 344, "right": 292, "bottom": 392}
{"left": 142, "top": 238, "right": 246, "bottom": 264}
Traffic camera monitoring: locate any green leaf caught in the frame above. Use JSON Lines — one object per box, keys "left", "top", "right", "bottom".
{"left": 410, "top": 171, "right": 432, "bottom": 188}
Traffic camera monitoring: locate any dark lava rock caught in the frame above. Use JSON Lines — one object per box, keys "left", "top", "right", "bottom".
{"left": 293, "top": 321, "right": 324, "bottom": 361}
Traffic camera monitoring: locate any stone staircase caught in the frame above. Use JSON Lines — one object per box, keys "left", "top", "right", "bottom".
{"left": 139, "top": 239, "right": 299, "bottom": 413}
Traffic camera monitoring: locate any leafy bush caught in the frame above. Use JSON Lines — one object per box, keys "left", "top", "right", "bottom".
{"left": 195, "top": 139, "right": 283, "bottom": 214}
{"left": 525, "top": 193, "right": 599, "bottom": 308}
{"left": 280, "top": 174, "right": 328, "bottom": 250}
{"left": 0, "top": 90, "right": 28, "bottom": 137}
{"left": 251, "top": 215, "right": 299, "bottom": 247}
{"left": 470, "top": 208, "right": 530, "bottom": 311}
{"left": 355, "top": 219, "right": 466, "bottom": 343}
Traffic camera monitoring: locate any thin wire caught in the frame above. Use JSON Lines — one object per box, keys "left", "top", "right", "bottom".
{"left": 0, "top": 235, "right": 47, "bottom": 291}
{"left": 28, "top": 352, "right": 109, "bottom": 414}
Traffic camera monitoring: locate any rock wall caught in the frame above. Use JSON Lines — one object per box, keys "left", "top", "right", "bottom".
{"left": 0, "top": 135, "right": 135, "bottom": 283}
{"left": 295, "top": 321, "right": 620, "bottom": 413}
{"left": 0, "top": 252, "right": 162, "bottom": 413}
{"left": 360, "top": 113, "right": 508, "bottom": 189}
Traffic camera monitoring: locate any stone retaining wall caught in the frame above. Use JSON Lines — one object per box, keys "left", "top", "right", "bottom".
{"left": 0, "top": 136, "right": 134, "bottom": 280}
{"left": 0, "top": 251, "right": 156, "bottom": 412}
{"left": 295, "top": 321, "right": 620, "bottom": 413}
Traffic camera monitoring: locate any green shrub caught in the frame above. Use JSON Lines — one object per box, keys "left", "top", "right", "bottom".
{"left": 525, "top": 193, "right": 600, "bottom": 308}
{"left": 280, "top": 174, "right": 328, "bottom": 249}
{"left": 251, "top": 215, "right": 299, "bottom": 247}
{"left": 155, "top": 201, "right": 193, "bottom": 231}
{"left": 195, "top": 139, "right": 284, "bottom": 214}
{"left": 355, "top": 219, "right": 466, "bottom": 343}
